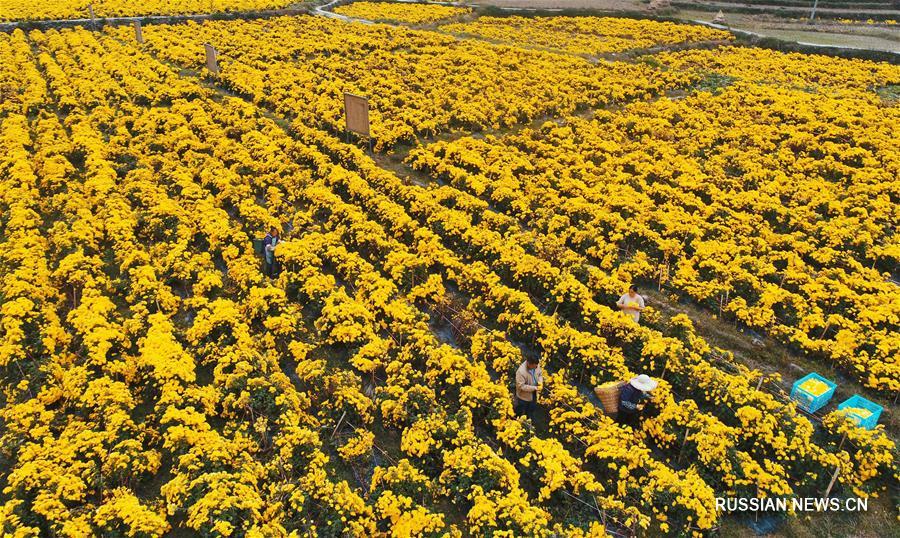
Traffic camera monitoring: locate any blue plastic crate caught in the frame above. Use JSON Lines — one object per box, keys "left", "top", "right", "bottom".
{"left": 837, "top": 395, "right": 883, "bottom": 430}
{"left": 790, "top": 373, "right": 836, "bottom": 413}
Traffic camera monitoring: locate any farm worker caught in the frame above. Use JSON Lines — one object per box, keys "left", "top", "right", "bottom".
{"left": 617, "top": 374, "right": 658, "bottom": 427}
{"left": 263, "top": 227, "right": 280, "bottom": 277}
{"left": 515, "top": 357, "right": 543, "bottom": 420}
{"left": 617, "top": 285, "right": 645, "bottom": 323}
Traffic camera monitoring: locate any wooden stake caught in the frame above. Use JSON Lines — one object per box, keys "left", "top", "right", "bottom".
{"left": 677, "top": 426, "right": 691, "bottom": 464}
{"left": 134, "top": 20, "right": 144, "bottom": 44}
{"left": 756, "top": 376, "right": 764, "bottom": 391}
{"left": 331, "top": 410, "right": 346, "bottom": 439}
{"left": 823, "top": 466, "right": 840, "bottom": 498}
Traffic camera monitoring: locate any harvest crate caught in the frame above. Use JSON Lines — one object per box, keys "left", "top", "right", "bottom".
{"left": 790, "top": 373, "right": 836, "bottom": 413}
{"left": 837, "top": 395, "right": 883, "bottom": 430}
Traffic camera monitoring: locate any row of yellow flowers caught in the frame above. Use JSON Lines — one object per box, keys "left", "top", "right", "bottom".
{"left": 652, "top": 45, "right": 900, "bottom": 92}
{"left": 0, "top": 0, "right": 293, "bottom": 22}
{"left": 334, "top": 2, "right": 471, "bottom": 24}
{"left": 0, "top": 31, "right": 48, "bottom": 115}
{"left": 109, "top": 15, "right": 698, "bottom": 150}
{"left": 441, "top": 15, "right": 732, "bottom": 55}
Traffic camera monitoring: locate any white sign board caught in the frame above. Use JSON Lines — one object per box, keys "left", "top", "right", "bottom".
{"left": 205, "top": 43, "right": 219, "bottom": 74}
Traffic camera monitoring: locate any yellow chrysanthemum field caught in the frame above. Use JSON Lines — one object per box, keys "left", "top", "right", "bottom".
{"left": 0, "top": 2, "right": 898, "bottom": 536}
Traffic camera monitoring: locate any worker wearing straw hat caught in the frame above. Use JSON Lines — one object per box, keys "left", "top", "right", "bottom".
{"left": 618, "top": 374, "right": 658, "bottom": 427}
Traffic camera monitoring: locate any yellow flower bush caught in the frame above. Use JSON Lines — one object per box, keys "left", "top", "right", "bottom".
{"left": 0, "top": 31, "right": 48, "bottom": 115}
{"left": 338, "top": 430, "right": 375, "bottom": 461}
{"left": 93, "top": 488, "right": 170, "bottom": 537}
{"left": 334, "top": 1, "right": 470, "bottom": 24}
{"left": 110, "top": 15, "right": 695, "bottom": 150}
{"left": 654, "top": 45, "right": 900, "bottom": 91}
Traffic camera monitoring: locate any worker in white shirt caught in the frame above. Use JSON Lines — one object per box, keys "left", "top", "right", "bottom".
{"left": 617, "top": 285, "right": 645, "bottom": 323}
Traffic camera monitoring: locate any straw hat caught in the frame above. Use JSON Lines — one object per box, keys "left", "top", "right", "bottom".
{"left": 629, "top": 374, "right": 658, "bottom": 392}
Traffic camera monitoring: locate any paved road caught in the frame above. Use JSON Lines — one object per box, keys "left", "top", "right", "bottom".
{"left": 681, "top": 0, "right": 900, "bottom": 15}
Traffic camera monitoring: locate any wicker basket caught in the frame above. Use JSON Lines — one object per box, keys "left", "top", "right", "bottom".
{"left": 594, "top": 381, "right": 625, "bottom": 415}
